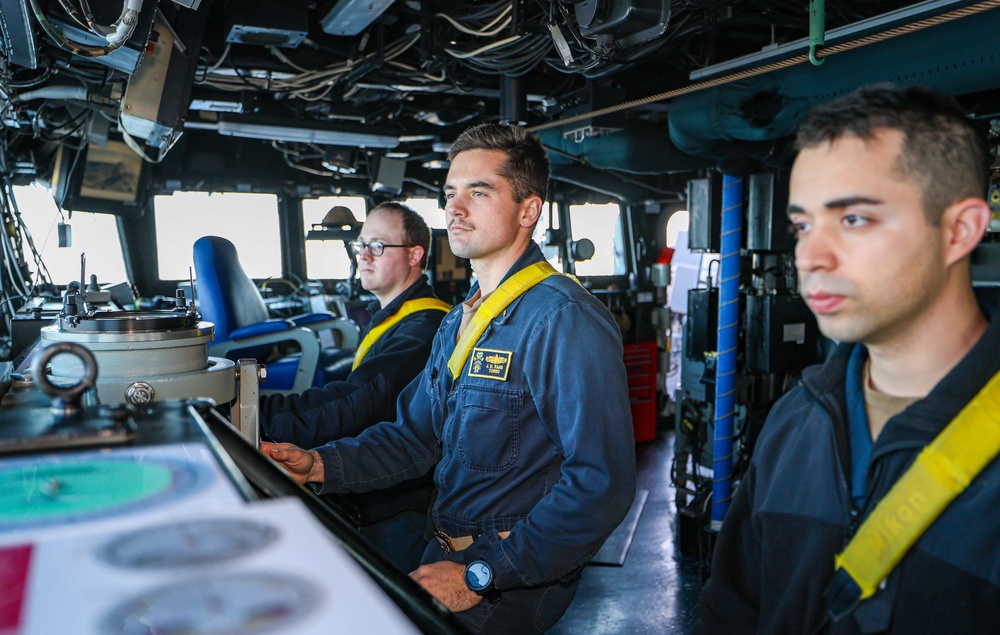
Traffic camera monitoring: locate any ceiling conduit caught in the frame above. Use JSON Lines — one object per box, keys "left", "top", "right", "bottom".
{"left": 538, "top": 122, "right": 714, "bottom": 175}
{"left": 668, "top": 6, "right": 1000, "bottom": 162}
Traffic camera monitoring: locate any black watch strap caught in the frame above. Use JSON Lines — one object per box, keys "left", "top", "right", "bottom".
{"left": 465, "top": 560, "right": 502, "bottom": 603}
{"left": 480, "top": 586, "right": 502, "bottom": 603}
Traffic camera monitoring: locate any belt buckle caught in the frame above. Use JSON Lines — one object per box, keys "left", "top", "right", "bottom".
{"left": 434, "top": 530, "right": 456, "bottom": 554}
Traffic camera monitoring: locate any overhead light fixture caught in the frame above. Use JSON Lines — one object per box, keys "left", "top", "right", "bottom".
{"left": 189, "top": 98, "right": 244, "bottom": 113}
{"left": 321, "top": 146, "right": 357, "bottom": 174}
{"left": 213, "top": 120, "right": 400, "bottom": 148}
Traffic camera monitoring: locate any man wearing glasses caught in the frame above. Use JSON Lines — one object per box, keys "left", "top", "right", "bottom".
{"left": 261, "top": 201, "right": 449, "bottom": 572}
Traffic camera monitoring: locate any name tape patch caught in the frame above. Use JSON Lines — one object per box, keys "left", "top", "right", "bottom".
{"left": 467, "top": 348, "right": 513, "bottom": 381}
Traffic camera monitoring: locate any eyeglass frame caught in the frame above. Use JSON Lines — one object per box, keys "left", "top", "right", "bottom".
{"left": 348, "top": 240, "right": 414, "bottom": 257}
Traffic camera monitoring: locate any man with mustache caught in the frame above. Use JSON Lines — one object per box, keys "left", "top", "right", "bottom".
{"left": 695, "top": 85, "right": 1000, "bottom": 634}
{"left": 261, "top": 202, "right": 448, "bottom": 573}
{"left": 263, "top": 123, "right": 636, "bottom": 634}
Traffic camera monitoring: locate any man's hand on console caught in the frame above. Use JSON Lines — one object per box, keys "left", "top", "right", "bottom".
{"left": 410, "top": 560, "right": 483, "bottom": 612}
{"left": 260, "top": 441, "right": 324, "bottom": 485}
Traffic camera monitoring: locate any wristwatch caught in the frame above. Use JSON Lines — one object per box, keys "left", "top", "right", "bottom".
{"left": 464, "top": 559, "right": 501, "bottom": 603}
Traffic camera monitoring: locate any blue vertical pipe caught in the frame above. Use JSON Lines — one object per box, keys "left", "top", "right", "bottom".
{"left": 712, "top": 174, "right": 743, "bottom": 529}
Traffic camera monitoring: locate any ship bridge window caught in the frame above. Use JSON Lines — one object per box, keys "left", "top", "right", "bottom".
{"left": 569, "top": 203, "right": 625, "bottom": 277}
{"left": 155, "top": 192, "right": 280, "bottom": 281}
{"left": 303, "top": 196, "right": 367, "bottom": 280}
{"left": 14, "top": 184, "right": 127, "bottom": 287}
{"left": 536, "top": 202, "right": 562, "bottom": 269}
{"left": 404, "top": 198, "right": 446, "bottom": 230}
{"left": 666, "top": 210, "right": 690, "bottom": 248}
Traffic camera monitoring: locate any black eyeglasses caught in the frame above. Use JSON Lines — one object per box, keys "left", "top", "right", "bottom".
{"left": 348, "top": 240, "right": 413, "bottom": 257}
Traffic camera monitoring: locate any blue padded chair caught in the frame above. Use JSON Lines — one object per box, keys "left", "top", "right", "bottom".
{"left": 193, "top": 236, "right": 359, "bottom": 395}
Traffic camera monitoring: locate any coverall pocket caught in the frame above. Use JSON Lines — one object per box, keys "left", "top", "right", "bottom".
{"left": 457, "top": 385, "right": 521, "bottom": 472}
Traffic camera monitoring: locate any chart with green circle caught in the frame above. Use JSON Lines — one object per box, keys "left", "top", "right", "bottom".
{"left": 0, "top": 449, "right": 211, "bottom": 530}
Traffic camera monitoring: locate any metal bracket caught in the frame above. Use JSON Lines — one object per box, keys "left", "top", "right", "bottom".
{"left": 234, "top": 358, "right": 263, "bottom": 447}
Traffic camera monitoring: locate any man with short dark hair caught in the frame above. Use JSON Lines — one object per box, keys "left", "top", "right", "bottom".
{"left": 695, "top": 85, "right": 1000, "bottom": 633}
{"left": 261, "top": 202, "right": 448, "bottom": 572}
{"left": 263, "top": 123, "right": 636, "bottom": 634}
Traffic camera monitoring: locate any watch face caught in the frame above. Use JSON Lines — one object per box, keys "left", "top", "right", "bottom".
{"left": 466, "top": 561, "right": 492, "bottom": 592}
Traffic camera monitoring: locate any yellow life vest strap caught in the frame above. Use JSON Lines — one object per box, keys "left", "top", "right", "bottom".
{"left": 828, "top": 367, "right": 1000, "bottom": 617}
{"left": 447, "top": 261, "right": 560, "bottom": 380}
{"left": 351, "top": 297, "right": 451, "bottom": 371}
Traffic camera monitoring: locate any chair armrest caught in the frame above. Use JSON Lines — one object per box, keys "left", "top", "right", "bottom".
{"left": 230, "top": 318, "right": 292, "bottom": 340}
{"left": 290, "top": 312, "right": 336, "bottom": 326}
{"left": 210, "top": 326, "right": 322, "bottom": 394}
{"left": 291, "top": 316, "right": 361, "bottom": 350}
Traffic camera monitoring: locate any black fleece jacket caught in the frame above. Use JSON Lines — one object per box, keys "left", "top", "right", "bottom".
{"left": 261, "top": 277, "right": 445, "bottom": 447}
{"left": 695, "top": 301, "right": 1000, "bottom": 634}
{"left": 260, "top": 277, "right": 446, "bottom": 524}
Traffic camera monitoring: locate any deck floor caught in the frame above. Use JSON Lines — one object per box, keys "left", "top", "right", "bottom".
{"left": 550, "top": 431, "right": 708, "bottom": 634}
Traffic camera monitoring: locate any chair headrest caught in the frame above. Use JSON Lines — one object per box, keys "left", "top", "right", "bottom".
{"left": 319, "top": 206, "right": 362, "bottom": 231}
{"left": 192, "top": 236, "right": 269, "bottom": 341}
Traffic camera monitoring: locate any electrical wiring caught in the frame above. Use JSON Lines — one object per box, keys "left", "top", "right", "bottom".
{"left": 8, "top": 0, "right": 944, "bottom": 155}
{"left": 435, "top": 6, "right": 512, "bottom": 37}
{"left": 118, "top": 116, "right": 179, "bottom": 163}
{"left": 193, "top": 0, "right": 554, "bottom": 108}
{"left": 31, "top": 102, "right": 92, "bottom": 143}
{"left": 52, "top": 140, "right": 85, "bottom": 211}
{"left": 438, "top": 61, "right": 487, "bottom": 95}
{"left": 55, "top": 0, "right": 91, "bottom": 31}
{"left": 554, "top": 2, "right": 614, "bottom": 61}
{"left": 38, "top": 114, "right": 90, "bottom": 143}
{"left": 453, "top": 35, "right": 551, "bottom": 77}
{"left": 294, "top": 81, "right": 337, "bottom": 102}
{"left": 268, "top": 46, "right": 313, "bottom": 74}
{"left": 0, "top": 178, "right": 55, "bottom": 331}
{"left": 0, "top": 227, "right": 30, "bottom": 299}
{"left": 539, "top": 19, "right": 602, "bottom": 73}
{"left": 282, "top": 155, "right": 341, "bottom": 177}
{"left": 543, "top": 55, "right": 601, "bottom": 73}
{"left": 435, "top": 0, "right": 510, "bottom": 25}
{"left": 271, "top": 140, "right": 307, "bottom": 157}
{"left": 27, "top": 0, "right": 143, "bottom": 58}
{"left": 432, "top": 0, "right": 562, "bottom": 77}
{"left": 2, "top": 66, "right": 52, "bottom": 89}
{"left": 199, "top": 33, "right": 422, "bottom": 100}
{"left": 204, "top": 42, "right": 233, "bottom": 75}
{"left": 444, "top": 35, "right": 521, "bottom": 60}
{"left": 271, "top": 141, "right": 341, "bottom": 177}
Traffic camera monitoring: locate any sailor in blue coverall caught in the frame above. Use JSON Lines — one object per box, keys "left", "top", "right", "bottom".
{"left": 263, "top": 123, "right": 636, "bottom": 634}
{"left": 261, "top": 202, "right": 448, "bottom": 573}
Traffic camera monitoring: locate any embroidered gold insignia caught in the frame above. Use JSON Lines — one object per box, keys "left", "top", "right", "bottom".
{"left": 467, "top": 348, "right": 513, "bottom": 381}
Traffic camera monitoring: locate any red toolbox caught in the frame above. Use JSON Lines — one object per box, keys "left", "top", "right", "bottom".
{"left": 623, "top": 341, "right": 658, "bottom": 442}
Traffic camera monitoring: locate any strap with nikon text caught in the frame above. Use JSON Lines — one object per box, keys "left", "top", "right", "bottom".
{"left": 826, "top": 367, "right": 1000, "bottom": 620}
{"left": 447, "top": 261, "right": 561, "bottom": 380}
{"left": 351, "top": 297, "right": 451, "bottom": 370}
